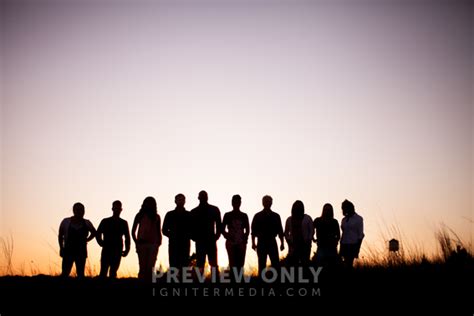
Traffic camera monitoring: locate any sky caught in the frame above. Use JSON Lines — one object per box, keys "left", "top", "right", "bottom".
{"left": 1, "top": 0, "right": 472, "bottom": 276}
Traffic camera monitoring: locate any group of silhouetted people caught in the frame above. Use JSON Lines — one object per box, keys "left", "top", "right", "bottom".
{"left": 58, "top": 191, "right": 364, "bottom": 280}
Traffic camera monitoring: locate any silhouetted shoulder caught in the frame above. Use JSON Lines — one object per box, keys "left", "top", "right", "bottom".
{"left": 210, "top": 204, "right": 220, "bottom": 214}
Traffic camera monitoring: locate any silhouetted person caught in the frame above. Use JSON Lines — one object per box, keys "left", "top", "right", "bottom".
{"left": 132, "top": 197, "right": 162, "bottom": 281}
{"left": 58, "top": 202, "right": 96, "bottom": 278}
{"left": 313, "top": 203, "right": 340, "bottom": 266}
{"left": 251, "top": 195, "right": 285, "bottom": 276}
{"left": 190, "top": 191, "right": 222, "bottom": 275}
{"left": 162, "top": 194, "right": 192, "bottom": 270}
{"left": 340, "top": 199, "right": 364, "bottom": 269}
{"left": 284, "top": 200, "right": 313, "bottom": 266}
{"left": 96, "top": 200, "right": 131, "bottom": 279}
{"left": 222, "top": 195, "right": 250, "bottom": 272}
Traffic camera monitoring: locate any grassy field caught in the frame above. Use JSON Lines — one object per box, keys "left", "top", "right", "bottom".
{"left": 0, "top": 227, "right": 472, "bottom": 313}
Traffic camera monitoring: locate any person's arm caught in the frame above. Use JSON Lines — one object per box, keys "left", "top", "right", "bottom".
{"left": 284, "top": 217, "right": 291, "bottom": 245}
{"left": 277, "top": 215, "right": 285, "bottom": 251}
{"left": 279, "top": 235, "right": 285, "bottom": 251}
{"left": 131, "top": 214, "right": 139, "bottom": 244}
{"left": 307, "top": 217, "right": 314, "bottom": 244}
{"left": 356, "top": 217, "right": 364, "bottom": 256}
{"left": 214, "top": 208, "right": 222, "bottom": 241}
{"left": 123, "top": 221, "right": 131, "bottom": 257}
{"left": 162, "top": 213, "right": 171, "bottom": 238}
{"left": 86, "top": 220, "right": 97, "bottom": 242}
{"left": 313, "top": 220, "right": 318, "bottom": 243}
{"left": 251, "top": 216, "right": 257, "bottom": 250}
{"left": 335, "top": 220, "right": 341, "bottom": 243}
{"left": 58, "top": 220, "right": 65, "bottom": 257}
{"left": 221, "top": 214, "right": 229, "bottom": 240}
{"left": 358, "top": 217, "right": 364, "bottom": 242}
{"left": 156, "top": 215, "right": 162, "bottom": 246}
{"left": 96, "top": 221, "right": 104, "bottom": 247}
{"left": 189, "top": 209, "right": 197, "bottom": 241}
{"left": 243, "top": 214, "right": 250, "bottom": 243}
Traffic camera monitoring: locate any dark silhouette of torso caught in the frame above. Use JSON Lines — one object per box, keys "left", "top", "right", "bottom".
{"left": 163, "top": 208, "right": 192, "bottom": 268}
{"left": 314, "top": 217, "right": 340, "bottom": 248}
{"left": 191, "top": 203, "right": 221, "bottom": 242}
{"left": 252, "top": 209, "right": 283, "bottom": 244}
{"left": 98, "top": 217, "right": 129, "bottom": 250}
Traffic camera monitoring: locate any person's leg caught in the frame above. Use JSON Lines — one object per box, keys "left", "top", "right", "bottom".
{"left": 341, "top": 244, "right": 356, "bottom": 269}
{"left": 75, "top": 256, "right": 86, "bottom": 278}
{"left": 208, "top": 242, "right": 218, "bottom": 267}
{"left": 226, "top": 241, "right": 235, "bottom": 268}
{"left": 207, "top": 242, "right": 219, "bottom": 279}
{"left": 287, "top": 244, "right": 297, "bottom": 266}
{"left": 172, "top": 241, "right": 190, "bottom": 271}
{"left": 195, "top": 242, "right": 206, "bottom": 269}
{"left": 61, "top": 255, "right": 74, "bottom": 277}
{"left": 347, "top": 246, "right": 356, "bottom": 268}
{"left": 109, "top": 251, "right": 122, "bottom": 279}
{"left": 231, "top": 244, "right": 246, "bottom": 281}
{"left": 99, "top": 248, "right": 109, "bottom": 278}
{"left": 169, "top": 243, "right": 177, "bottom": 269}
{"left": 257, "top": 243, "right": 268, "bottom": 277}
{"left": 344, "top": 256, "right": 355, "bottom": 269}
{"left": 268, "top": 240, "right": 280, "bottom": 268}
{"left": 328, "top": 246, "right": 339, "bottom": 267}
{"left": 302, "top": 242, "right": 311, "bottom": 266}
{"left": 145, "top": 244, "right": 159, "bottom": 281}
{"left": 296, "top": 243, "right": 304, "bottom": 265}
{"left": 137, "top": 245, "right": 147, "bottom": 280}
{"left": 180, "top": 241, "right": 190, "bottom": 269}
{"left": 236, "top": 243, "right": 246, "bottom": 269}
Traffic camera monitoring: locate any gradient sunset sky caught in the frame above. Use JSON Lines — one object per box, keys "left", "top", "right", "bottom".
{"left": 1, "top": 0, "right": 472, "bottom": 276}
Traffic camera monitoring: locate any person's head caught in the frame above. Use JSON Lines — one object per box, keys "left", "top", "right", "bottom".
{"left": 291, "top": 200, "right": 305, "bottom": 220}
{"left": 342, "top": 199, "right": 355, "bottom": 217}
{"left": 198, "top": 190, "right": 208, "bottom": 204}
{"left": 262, "top": 195, "right": 273, "bottom": 210}
{"left": 232, "top": 194, "right": 241, "bottom": 210}
{"left": 321, "top": 203, "right": 334, "bottom": 219}
{"left": 72, "top": 202, "right": 85, "bottom": 219}
{"left": 140, "top": 196, "right": 157, "bottom": 219}
{"left": 112, "top": 200, "right": 122, "bottom": 217}
{"left": 175, "top": 193, "right": 186, "bottom": 208}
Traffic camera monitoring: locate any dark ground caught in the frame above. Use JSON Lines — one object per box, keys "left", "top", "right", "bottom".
{"left": 0, "top": 263, "right": 472, "bottom": 314}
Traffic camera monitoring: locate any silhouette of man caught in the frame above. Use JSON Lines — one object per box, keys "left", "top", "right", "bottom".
{"left": 58, "top": 202, "right": 96, "bottom": 278}
{"left": 162, "top": 194, "right": 192, "bottom": 270}
{"left": 96, "top": 200, "right": 131, "bottom": 278}
{"left": 190, "top": 191, "right": 221, "bottom": 275}
{"left": 340, "top": 199, "right": 364, "bottom": 269}
{"left": 251, "top": 195, "right": 285, "bottom": 277}
{"left": 222, "top": 195, "right": 249, "bottom": 272}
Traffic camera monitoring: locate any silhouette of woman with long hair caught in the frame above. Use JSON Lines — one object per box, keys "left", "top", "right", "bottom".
{"left": 132, "top": 197, "right": 162, "bottom": 281}
{"left": 284, "top": 200, "right": 313, "bottom": 266}
{"left": 313, "top": 203, "right": 340, "bottom": 266}
{"left": 58, "top": 202, "right": 96, "bottom": 278}
{"left": 340, "top": 199, "right": 364, "bottom": 269}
